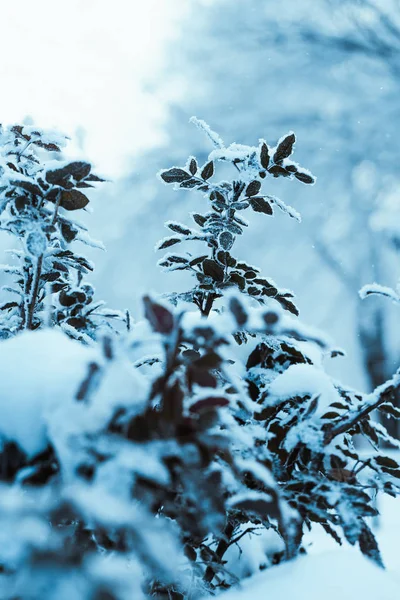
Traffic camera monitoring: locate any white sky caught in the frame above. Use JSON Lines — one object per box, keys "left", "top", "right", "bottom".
{"left": 0, "top": 0, "right": 188, "bottom": 176}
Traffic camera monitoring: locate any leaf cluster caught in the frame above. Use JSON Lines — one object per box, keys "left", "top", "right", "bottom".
{"left": 0, "top": 124, "right": 126, "bottom": 338}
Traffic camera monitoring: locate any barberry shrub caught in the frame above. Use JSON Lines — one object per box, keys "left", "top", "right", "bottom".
{"left": 0, "top": 120, "right": 398, "bottom": 599}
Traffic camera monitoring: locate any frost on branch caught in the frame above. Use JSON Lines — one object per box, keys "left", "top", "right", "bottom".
{"left": 360, "top": 282, "right": 400, "bottom": 304}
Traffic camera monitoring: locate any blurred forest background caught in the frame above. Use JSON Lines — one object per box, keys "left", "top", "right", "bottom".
{"left": 1, "top": 0, "right": 400, "bottom": 399}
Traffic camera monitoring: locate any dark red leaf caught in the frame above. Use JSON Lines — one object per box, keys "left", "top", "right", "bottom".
{"left": 143, "top": 296, "right": 174, "bottom": 334}
{"left": 189, "top": 396, "right": 229, "bottom": 413}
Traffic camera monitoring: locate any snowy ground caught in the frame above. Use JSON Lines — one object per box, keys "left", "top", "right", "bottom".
{"left": 379, "top": 495, "right": 400, "bottom": 575}
{"left": 217, "top": 549, "right": 400, "bottom": 600}
{"left": 212, "top": 495, "right": 400, "bottom": 600}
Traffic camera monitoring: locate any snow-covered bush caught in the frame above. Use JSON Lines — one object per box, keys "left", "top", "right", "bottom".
{"left": 0, "top": 124, "right": 126, "bottom": 341}
{"left": 0, "top": 120, "right": 399, "bottom": 599}
{"left": 153, "top": 120, "right": 400, "bottom": 586}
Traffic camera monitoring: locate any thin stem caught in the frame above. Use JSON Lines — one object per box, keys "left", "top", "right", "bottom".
{"left": 17, "top": 140, "right": 33, "bottom": 161}
{"left": 24, "top": 189, "right": 62, "bottom": 329}
{"left": 125, "top": 309, "right": 131, "bottom": 332}
{"left": 50, "top": 190, "right": 62, "bottom": 227}
{"left": 203, "top": 521, "right": 235, "bottom": 585}
{"left": 20, "top": 264, "right": 31, "bottom": 330}
{"left": 202, "top": 292, "right": 216, "bottom": 317}
{"left": 25, "top": 254, "right": 43, "bottom": 330}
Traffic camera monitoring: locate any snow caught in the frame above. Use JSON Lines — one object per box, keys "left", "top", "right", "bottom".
{"left": 190, "top": 116, "right": 225, "bottom": 149}
{"left": 0, "top": 329, "right": 149, "bottom": 458}
{"left": 268, "top": 194, "right": 302, "bottom": 222}
{"left": 209, "top": 483, "right": 400, "bottom": 600}
{"left": 267, "top": 363, "right": 341, "bottom": 415}
{"left": 223, "top": 527, "right": 285, "bottom": 579}
{"left": 359, "top": 282, "right": 400, "bottom": 303}
{"left": 214, "top": 551, "right": 400, "bottom": 600}
{"left": 209, "top": 143, "right": 256, "bottom": 163}
{"left": 0, "top": 329, "right": 93, "bottom": 456}
{"left": 234, "top": 458, "right": 276, "bottom": 489}
{"left": 377, "top": 494, "right": 400, "bottom": 574}
{"left": 0, "top": 487, "right": 51, "bottom": 566}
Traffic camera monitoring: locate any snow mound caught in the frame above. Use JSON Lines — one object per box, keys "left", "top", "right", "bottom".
{"left": 215, "top": 551, "right": 400, "bottom": 600}
{"left": 0, "top": 329, "right": 149, "bottom": 458}
{"left": 0, "top": 329, "right": 93, "bottom": 456}
{"left": 268, "top": 364, "right": 341, "bottom": 415}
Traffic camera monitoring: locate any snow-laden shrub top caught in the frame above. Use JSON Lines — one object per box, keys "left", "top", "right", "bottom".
{"left": 157, "top": 117, "right": 314, "bottom": 317}
{"left": 0, "top": 124, "right": 127, "bottom": 340}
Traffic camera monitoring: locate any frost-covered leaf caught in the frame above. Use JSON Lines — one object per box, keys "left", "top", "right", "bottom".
{"left": 245, "top": 180, "right": 262, "bottom": 197}
{"left": 249, "top": 197, "right": 273, "bottom": 215}
{"left": 45, "top": 168, "right": 70, "bottom": 187}
{"left": 188, "top": 157, "right": 198, "bottom": 175}
{"left": 179, "top": 178, "right": 198, "bottom": 188}
{"left": 191, "top": 213, "right": 206, "bottom": 227}
{"left": 10, "top": 179, "right": 42, "bottom": 196}
{"left": 46, "top": 162, "right": 92, "bottom": 188}
{"left": 60, "top": 222, "right": 78, "bottom": 243}
{"left": 157, "top": 237, "right": 182, "bottom": 250}
{"left": 269, "top": 165, "right": 290, "bottom": 178}
{"left": 295, "top": 170, "right": 316, "bottom": 185}
{"left": 160, "top": 168, "right": 191, "bottom": 184}
{"left": 374, "top": 455, "right": 400, "bottom": 469}
{"left": 359, "top": 283, "right": 400, "bottom": 303}
{"left": 359, "top": 522, "right": 384, "bottom": 568}
{"left": 60, "top": 189, "right": 89, "bottom": 211}
{"left": 277, "top": 296, "right": 299, "bottom": 316}
{"left": 66, "top": 161, "right": 91, "bottom": 181}
{"left": 166, "top": 222, "right": 192, "bottom": 236}
{"left": 259, "top": 141, "right": 270, "bottom": 169}
{"left": 203, "top": 259, "right": 224, "bottom": 282}
{"left": 86, "top": 173, "right": 105, "bottom": 182}
{"left": 273, "top": 132, "right": 295, "bottom": 163}
{"left": 219, "top": 231, "right": 234, "bottom": 250}
{"left": 201, "top": 161, "right": 214, "bottom": 180}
